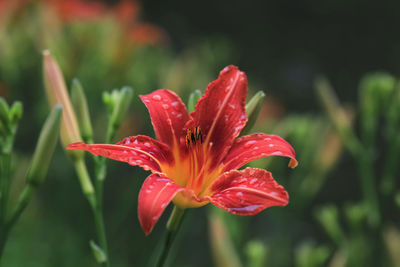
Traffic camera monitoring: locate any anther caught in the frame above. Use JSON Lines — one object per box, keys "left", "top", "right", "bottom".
{"left": 185, "top": 126, "right": 203, "bottom": 148}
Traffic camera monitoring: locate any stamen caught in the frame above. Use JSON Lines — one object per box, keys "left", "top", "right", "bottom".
{"left": 185, "top": 126, "right": 203, "bottom": 148}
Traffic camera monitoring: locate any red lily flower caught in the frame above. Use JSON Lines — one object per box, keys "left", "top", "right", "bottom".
{"left": 67, "top": 66, "right": 298, "bottom": 234}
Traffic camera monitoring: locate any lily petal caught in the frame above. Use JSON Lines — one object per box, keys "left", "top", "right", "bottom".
{"left": 222, "top": 134, "right": 298, "bottom": 172}
{"left": 138, "top": 173, "right": 186, "bottom": 235}
{"left": 208, "top": 168, "right": 288, "bottom": 215}
{"left": 140, "top": 89, "right": 189, "bottom": 149}
{"left": 67, "top": 135, "right": 173, "bottom": 172}
{"left": 187, "top": 65, "right": 248, "bottom": 167}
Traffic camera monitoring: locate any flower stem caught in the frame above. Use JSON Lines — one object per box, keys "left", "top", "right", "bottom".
{"left": 0, "top": 183, "right": 36, "bottom": 259}
{"left": 156, "top": 206, "right": 185, "bottom": 267}
{"left": 0, "top": 153, "right": 11, "bottom": 227}
{"left": 93, "top": 157, "right": 109, "bottom": 267}
{"left": 74, "top": 158, "right": 109, "bottom": 267}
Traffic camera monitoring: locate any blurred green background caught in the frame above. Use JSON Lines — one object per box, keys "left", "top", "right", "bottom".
{"left": 1, "top": 0, "right": 400, "bottom": 266}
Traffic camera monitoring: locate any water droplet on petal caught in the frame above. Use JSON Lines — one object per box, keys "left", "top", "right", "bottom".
{"left": 268, "top": 144, "right": 274, "bottom": 147}
{"left": 152, "top": 94, "right": 161, "bottom": 101}
{"left": 236, "top": 192, "right": 243, "bottom": 197}
{"left": 244, "top": 140, "right": 257, "bottom": 148}
{"left": 270, "top": 192, "right": 278, "bottom": 197}
{"left": 163, "top": 104, "right": 169, "bottom": 110}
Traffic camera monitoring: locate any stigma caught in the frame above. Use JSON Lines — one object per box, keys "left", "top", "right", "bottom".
{"left": 185, "top": 126, "right": 203, "bottom": 148}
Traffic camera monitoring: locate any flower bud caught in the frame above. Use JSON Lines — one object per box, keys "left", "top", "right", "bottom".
{"left": 109, "top": 86, "right": 133, "bottom": 132}
{"left": 89, "top": 240, "right": 107, "bottom": 263}
{"left": 26, "top": 105, "right": 62, "bottom": 186}
{"left": 9, "top": 101, "right": 23, "bottom": 126}
{"left": 245, "top": 241, "right": 266, "bottom": 267}
{"left": 0, "top": 97, "right": 10, "bottom": 132}
{"left": 187, "top": 89, "right": 202, "bottom": 113}
{"left": 359, "top": 73, "right": 396, "bottom": 145}
{"left": 295, "top": 242, "right": 330, "bottom": 267}
{"left": 241, "top": 91, "right": 265, "bottom": 136}
{"left": 71, "top": 79, "right": 93, "bottom": 143}
{"left": 314, "top": 205, "right": 345, "bottom": 246}
{"left": 42, "top": 50, "right": 83, "bottom": 159}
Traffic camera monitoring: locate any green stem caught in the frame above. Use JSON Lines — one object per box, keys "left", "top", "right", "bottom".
{"left": 0, "top": 184, "right": 36, "bottom": 259}
{"left": 74, "top": 158, "right": 109, "bottom": 266}
{"left": 93, "top": 157, "right": 109, "bottom": 267}
{"left": 0, "top": 153, "right": 11, "bottom": 226}
{"left": 156, "top": 206, "right": 185, "bottom": 267}
{"left": 356, "top": 151, "right": 380, "bottom": 228}
{"left": 91, "top": 199, "right": 109, "bottom": 267}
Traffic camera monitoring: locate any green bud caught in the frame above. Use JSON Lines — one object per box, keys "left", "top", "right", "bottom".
{"left": 89, "top": 240, "right": 107, "bottom": 263}
{"left": 395, "top": 192, "right": 400, "bottom": 209}
{"left": 102, "top": 91, "right": 112, "bottom": 108}
{"left": 110, "top": 86, "right": 133, "bottom": 131}
{"left": 71, "top": 79, "right": 93, "bottom": 143}
{"left": 0, "top": 97, "right": 10, "bottom": 129}
{"left": 245, "top": 241, "right": 266, "bottom": 267}
{"left": 314, "top": 205, "right": 345, "bottom": 246}
{"left": 344, "top": 203, "right": 365, "bottom": 232}
{"left": 9, "top": 101, "right": 23, "bottom": 126}
{"left": 26, "top": 105, "right": 62, "bottom": 186}
{"left": 359, "top": 73, "right": 396, "bottom": 145}
{"left": 241, "top": 91, "right": 265, "bottom": 136}
{"left": 295, "top": 242, "right": 330, "bottom": 267}
{"left": 315, "top": 77, "right": 361, "bottom": 157}
{"left": 187, "top": 89, "right": 202, "bottom": 113}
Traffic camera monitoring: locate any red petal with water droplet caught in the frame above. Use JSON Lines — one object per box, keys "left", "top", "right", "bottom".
{"left": 208, "top": 168, "right": 288, "bottom": 215}
{"left": 222, "top": 134, "right": 298, "bottom": 172}
{"left": 138, "top": 173, "right": 186, "bottom": 234}
{"left": 186, "top": 65, "right": 248, "bottom": 168}
{"left": 140, "top": 89, "right": 189, "bottom": 150}
{"left": 67, "top": 135, "right": 173, "bottom": 172}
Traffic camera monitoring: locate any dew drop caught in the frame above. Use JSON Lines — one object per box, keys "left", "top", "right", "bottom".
{"left": 162, "top": 104, "right": 169, "bottom": 110}
{"left": 136, "top": 160, "right": 143, "bottom": 165}
{"left": 264, "top": 137, "right": 271, "bottom": 141}
{"left": 250, "top": 178, "right": 258, "bottom": 185}
{"left": 144, "top": 142, "right": 151, "bottom": 147}
{"left": 268, "top": 144, "right": 274, "bottom": 147}
{"left": 236, "top": 192, "right": 243, "bottom": 197}
{"left": 270, "top": 192, "right": 279, "bottom": 197}
{"left": 244, "top": 140, "right": 257, "bottom": 148}
{"left": 152, "top": 94, "right": 162, "bottom": 101}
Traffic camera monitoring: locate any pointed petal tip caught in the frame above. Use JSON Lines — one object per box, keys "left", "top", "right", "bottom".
{"left": 289, "top": 158, "right": 298, "bottom": 168}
